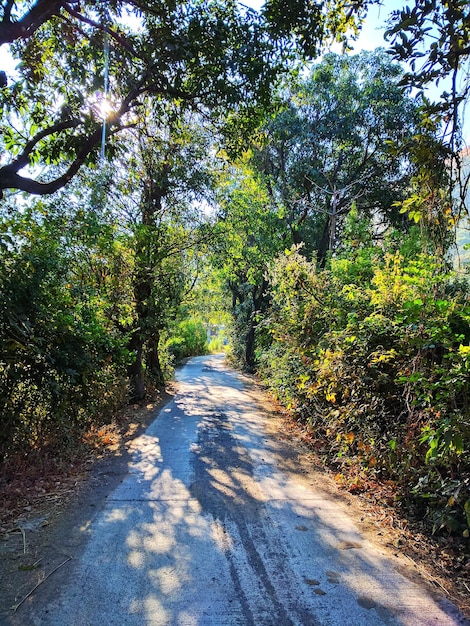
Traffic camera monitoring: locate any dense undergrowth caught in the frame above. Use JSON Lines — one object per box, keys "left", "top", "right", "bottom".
{"left": 0, "top": 228, "right": 129, "bottom": 461}
{"left": 256, "top": 224, "right": 470, "bottom": 538}
{"left": 0, "top": 200, "right": 211, "bottom": 463}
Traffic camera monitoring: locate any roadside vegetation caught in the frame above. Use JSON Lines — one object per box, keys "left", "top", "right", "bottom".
{"left": 218, "top": 50, "right": 470, "bottom": 542}
{"left": 1, "top": 0, "right": 469, "bottom": 593}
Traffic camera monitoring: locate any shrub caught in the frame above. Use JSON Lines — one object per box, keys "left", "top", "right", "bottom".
{"left": 0, "top": 246, "right": 129, "bottom": 460}
{"left": 165, "top": 319, "right": 208, "bottom": 362}
{"left": 259, "top": 243, "right": 470, "bottom": 535}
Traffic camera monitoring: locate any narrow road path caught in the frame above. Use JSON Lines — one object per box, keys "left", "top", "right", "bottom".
{"left": 27, "top": 355, "right": 467, "bottom": 625}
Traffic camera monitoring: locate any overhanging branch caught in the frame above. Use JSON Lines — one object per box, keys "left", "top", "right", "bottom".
{"left": 0, "top": 0, "right": 80, "bottom": 45}
{"left": 0, "top": 125, "right": 102, "bottom": 196}
{"left": 9, "top": 119, "right": 80, "bottom": 172}
{"left": 63, "top": 5, "right": 140, "bottom": 58}
{"left": 0, "top": 72, "right": 149, "bottom": 198}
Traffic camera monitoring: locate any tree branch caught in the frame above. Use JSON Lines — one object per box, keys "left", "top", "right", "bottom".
{"left": 0, "top": 125, "right": 102, "bottom": 196}
{"left": 0, "top": 0, "right": 68, "bottom": 45}
{"left": 63, "top": 5, "right": 140, "bottom": 58}
{"left": 3, "top": 0, "right": 15, "bottom": 22}
{"left": 8, "top": 119, "right": 80, "bottom": 173}
{"left": 0, "top": 72, "right": 147, "bottom": 198}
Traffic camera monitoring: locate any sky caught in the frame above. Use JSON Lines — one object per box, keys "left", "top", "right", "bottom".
{"left": 349, "top": 0, "right": 396, "bottom": 51}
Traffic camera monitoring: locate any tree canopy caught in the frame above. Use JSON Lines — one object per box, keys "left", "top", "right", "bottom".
{"left": 253, "top": 50, "right": 426, "bottom": 259}
{"left": 0, "top": 0, "right": 284, "bottom": 197}
{"left": 2, "top": 0, "right": 469, "bottom": 199}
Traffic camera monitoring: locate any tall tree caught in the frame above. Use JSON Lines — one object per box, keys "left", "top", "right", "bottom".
{"left": 213, "top": 159, "right": 285, "bottom": 371}
{"left": 261, "top": 0, "right": 470, "bottom": 211}
{"left": 255, "top": 50, "right": 426, "bottom": 261}
{"left": 121, "top": 103, "right": 215, "bottom": 399}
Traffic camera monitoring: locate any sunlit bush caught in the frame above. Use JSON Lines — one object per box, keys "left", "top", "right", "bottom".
{"left": 165, "top": 319, "right": 208, "bottom": 362}
{"left": 259, "top": 238, "right": 470, "bottom": 535}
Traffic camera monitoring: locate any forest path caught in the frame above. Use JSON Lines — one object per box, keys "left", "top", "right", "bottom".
{"left": 8, "top": 355, "right": 469, "bottom": 625}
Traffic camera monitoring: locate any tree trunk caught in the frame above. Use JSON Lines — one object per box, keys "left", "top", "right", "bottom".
{"left": 244, "top": 279, "right": 269, "bottom": 373}
{"left": 317, "top": 216, "right": 330, "bottom": 267}
{"left": 328, "top": 190, "right": 338, "bottom": 253}
{"left": 146, "top": 329, "right": 165, "bottom": 387}
{"left": 244, "top": 322, "right": 256, "bottom": 373}
{"left": 127, "top": 330, "right": 146, "bottom": 401}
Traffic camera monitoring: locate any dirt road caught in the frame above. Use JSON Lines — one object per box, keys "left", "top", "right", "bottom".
{"left": 2, "top": 355, "right": 468, "bottom": 625}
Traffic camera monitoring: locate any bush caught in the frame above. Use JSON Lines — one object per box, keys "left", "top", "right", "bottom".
{"left": 208, "top": 336, "right": 226, "bottom": 353}
{"left": 165, "top": 319, "right": 208, "bottom": 362}
{"left": 0, "top": 207, "right": 132, "bottom": 461}
{"left": 258, "top": 242, "right": 470, "bottom": 536}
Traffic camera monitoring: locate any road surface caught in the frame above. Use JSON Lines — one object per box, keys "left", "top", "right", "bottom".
{"left": 21, "top": 355, "right": 469, "bottom": 625}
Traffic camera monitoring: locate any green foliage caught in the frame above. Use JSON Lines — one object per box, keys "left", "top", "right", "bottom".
{"left": 122, "top": 104, "right": 216, "bottom": 397}
{"left": 259, "top": 234, "right": 470, "bottom": 535}
{"left": 0, "top": 190, "right": 131, "bottom": 460}
{"left": 385, "top": 0, "right": 470, "bottom": 226}
{"left": 263, "top": 0, "right": 368, "bottom": 58}
{"left": 0, "top": 0, "right": 290, "bottom": 197}
{"left": 385, "top": 0, "right": 470, "bottom": 121}
{"left": 0, "top": 95, "right": 220, "bottom": 456}
{"left": 208, "top": 336, "right": 227, "bottom": 354}
{"left": 165, "top": 320, "right": 208, "bottom": 362}
{"left": 212, "top": 158, "right": 286, "bottom": 371}
{"left": 253, "top": 50, "right": 427, "bottom": 261}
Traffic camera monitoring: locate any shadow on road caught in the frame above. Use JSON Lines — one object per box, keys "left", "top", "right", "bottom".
{"left": 26, "top": 355, "right": 469, "bottom": 626}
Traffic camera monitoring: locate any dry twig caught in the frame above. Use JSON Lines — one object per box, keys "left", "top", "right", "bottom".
{"left": 12, "top": 555, "right": 72, "bottom": 612}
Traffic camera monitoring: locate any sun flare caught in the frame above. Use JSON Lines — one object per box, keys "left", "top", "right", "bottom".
{"left": 100, "top": 96, "right": 114, "bottom": 120}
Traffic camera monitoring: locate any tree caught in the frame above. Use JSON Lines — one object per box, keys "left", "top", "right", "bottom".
{"left": 255, "top": 50, "right": 426, "bottom": 261}
{"left": 0, "top": 0, "right": 284, "bottom": 198}
{"left": 212, "top": 159, "right": 285, "bottom": 371}
{"left": 260, "top": 0, "right": 470, "bottom": 221}
{"left": 120, "top": 103, "right": 216, "bottom": 399}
